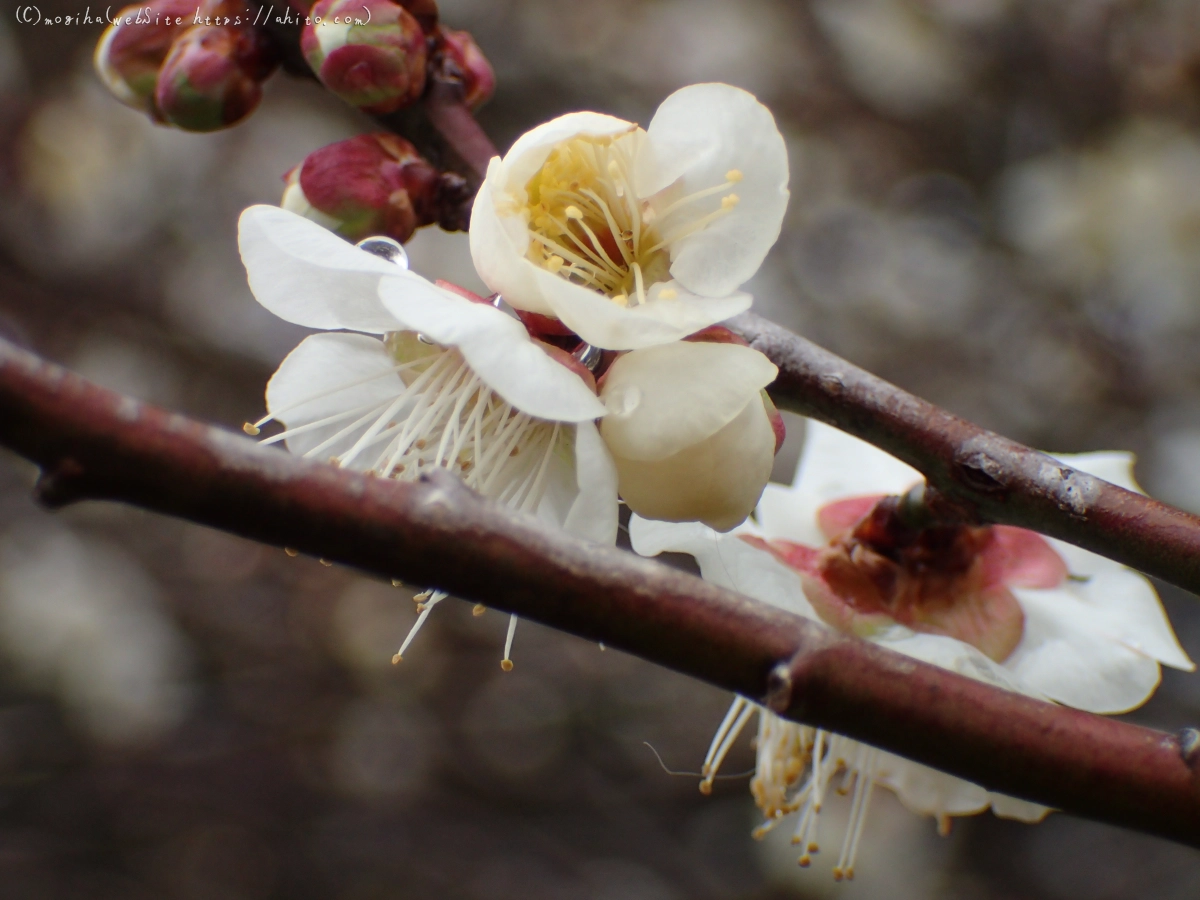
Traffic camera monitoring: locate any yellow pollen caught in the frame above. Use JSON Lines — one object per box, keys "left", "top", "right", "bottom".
{"left": 798, "top": 855, "right": 811, "bottom": 867}
{"left": 500, "top": 659, "right": 514, "bottom": 672}
{"left": 698, "top": 780, "right": 713, "bottom": 796}
{"left": 613, "top": 293, "right": 629, "bottom": 307}
{"left": 726, "top": 168, "right": 743, "bottom": 182}
{"left": 472, "top": 604, "right": 487, "bottom": 616}
{"left": 391, "top": 653, "right": 402, "bottom": 664}
{"left": 722, "top": 194, "right": 740, "bottom": 210}
{"left": 284, "top": 547, "right": 298, "bottom": 557}
{"left": 242, "top": 422, "right": 260, "bottom": 436}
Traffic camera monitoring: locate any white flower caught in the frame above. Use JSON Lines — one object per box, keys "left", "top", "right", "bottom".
{"left": 631, "top": 420, "right": 1193, "bottom": 878}
{"left": 470, "top": 83, "right": 790, "bottom": 350}
{"left": 239, "top": 205, "right": 618, "bottom": 668}
{"left": 599, "top": 338, "right": 780, "bottom": 531}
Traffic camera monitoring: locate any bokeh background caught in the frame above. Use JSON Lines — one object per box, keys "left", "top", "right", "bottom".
{"left": 3, "top": 0, "right": 1200, "bottom": 897}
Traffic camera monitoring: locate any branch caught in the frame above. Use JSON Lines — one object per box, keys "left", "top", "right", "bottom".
{"left": 1, "top": 336, "right": 1199, "bottom": 846}
{"left": 729, "top": 311, "right": 1200, "bottom": 599}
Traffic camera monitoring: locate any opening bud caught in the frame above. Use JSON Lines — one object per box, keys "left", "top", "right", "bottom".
{"left": 301, "top": 0, "right": 427, "bottom": 114}
{"left": 154, "top": 22, "right": 279, "bottom": 131}
{"left": 436, "top": 28, "right": 495, "bottom": 111}
{"left": 281, "top": 133, "right": 449, "bottom": 243}
{"left": 93, "top": 0, "right": 197, "bottom": 113}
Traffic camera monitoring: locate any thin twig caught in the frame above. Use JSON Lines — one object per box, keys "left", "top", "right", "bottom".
{"left": 729, "top": 311, "right": 1200, "bottom": 599}
{"left": 1, "top": 335, "right": 1198, "bottom": 846}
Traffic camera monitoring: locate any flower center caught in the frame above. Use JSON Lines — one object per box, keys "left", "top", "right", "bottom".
{"left": 523, "top": 131, "right": 742, "bottom": 307}
{"left": 745, "top": 494, "right": 1068, "bottom": 662}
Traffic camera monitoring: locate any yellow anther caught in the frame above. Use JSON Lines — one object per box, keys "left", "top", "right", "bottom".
{"left": 726, "top": 168, "right": 743, "bottom": 183}
{"left": 284, "top": 547, "right": 298, "bottom": 557}
{"left": 798, "top": 855, "right": 811, "bottom": 868}
{"left": 698, "top": 780, "right": 713, "bottom": 796}
{"left": 721, "top": 194, "right": 740, "bottom": 210}
{"left": 500, "top": 659, "right": 514, "bottom": 672}
{"left": 319, "top": 559, "right": 333, "bottom": 567}
{"left": 612, "top": 294, "right": 629, "bottom": 307}
{"left": 545, "top": 255, "right": 565, "bottom": 274}
{"left": 607, "top": 160, "right": 621, "bottom": 178}
{"left": 391, "top": 653, "right": 403, "bottom": 664}
{"left": 564, "top": 205, "right": 583, "bottom": 220}
{"left": 472, "top": 604, "right": 486, "bottom": 617}
{"left": 832, "top": 867, "right": 844, "bottom": 882}
{"left": 391, "top": 578, "right": 403, "bottom": 587}
{"left": 242, "top": 422, "right": 260, "bottom": 436}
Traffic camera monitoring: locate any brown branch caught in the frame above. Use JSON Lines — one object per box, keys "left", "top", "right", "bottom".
{"left": 1, "top": 337, "right": 1199, "bottom": 846}
{"left": 729, "top": 311, "right": 1200, "bottom": 599}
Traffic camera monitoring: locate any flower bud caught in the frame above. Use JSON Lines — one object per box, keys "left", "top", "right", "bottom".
{"left": 437, "top": 28, "right": 495, "bottom": 111}
{"left": 93, "top": 0, "right": 196, "bottom": 113}
{"left": 600, "top": 341, "right": 779, "bottom": 531}
{"left": 281, "top": 133, "right": 441, "bottom": 243}
{"left": 154, "top": 23, "right": 278, "bottom": 131}
{"left": 301, "top": 0, "right": 427, "bottom": 114}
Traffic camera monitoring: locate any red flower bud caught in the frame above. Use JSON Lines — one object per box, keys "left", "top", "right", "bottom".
{"left": 437, "top": 28, "right": 494, "bottom": 111}
{"left": 154, "top": 23, "right": 279, "bottom": 131}
{"left": 301, "top": 0, "right": 426, "bottom": 114}
{"left": 281, "top": 133, "right": 442, "bottom": 243}
{"left": 93, "top": 0, "right": 196, "bottom": 113}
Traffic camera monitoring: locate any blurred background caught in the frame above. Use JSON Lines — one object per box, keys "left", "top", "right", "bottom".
{"left": 3, "top": 0, "right": 1200, "bottom": 896}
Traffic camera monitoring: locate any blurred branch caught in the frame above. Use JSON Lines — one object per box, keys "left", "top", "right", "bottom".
{"left": 2, "top": 335, "right": 1199, "bottom": 847}
{"left": 730, "top": 311, "right": 1200, "bottom": 600}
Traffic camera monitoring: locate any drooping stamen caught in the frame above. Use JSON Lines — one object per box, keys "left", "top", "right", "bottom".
{"left": 392, "top": 589, "right": 448, "bottom": 663}
{"left": 501, "top": 613, "right": 518, "bottom": 671}
{"left": 700, "top": 697, "right": 755, "bottom": 795}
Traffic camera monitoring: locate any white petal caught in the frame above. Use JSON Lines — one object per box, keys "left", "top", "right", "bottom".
{"left": 238, "top": 205, "right": 406, "bottom": 333}
{"left": 642, "top": 83, "right": 789, "bottom": 297}
{"left": 757, "top": 419, "right": 920, "bottom": 542}
{"left": 600, "top": 342, "right": 777, "bottom": 461}
{"left": 560, "top": 420, "right": 620, "bottom": 545}
{"left": 468, "top": 173, "right": 556, "bottom": 316}
{"left": 1004, "top": 588, "right": 1163, "bottom": 713}
{"left": 988, "top": 793, "right": 1052, "bottom": 822}
{"left": 378, "top": 277, "right": 606, "bottom": 423}
{"left": 874, "top": 752, "right": 990, "bottom": 817}
{"left": 629, "top": 515, "right": 816, "bottom": 617}
{"left": 530, "top": 264, "right": 753, "bottom": 350}
{"left": 611, "top": 398, "right": 776, "bottom": 531}
{"left": 265, "top": 332, "right": 403, "bottom": 461}
{"left": 1043, "top": 550, "right": 1193, "bottom": 671}
{"left": 494, "top": 111, "right": 635, "bottom": 194}
{"left": 874, "top": 629, "right": 1035, "bottom": 695}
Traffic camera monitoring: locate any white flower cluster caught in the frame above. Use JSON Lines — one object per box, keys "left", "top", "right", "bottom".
{"left": 238, "top": 83, "right": 1193, "bottom": 879}
{"left": 240, "top": 83, "right": 790, "bottom": 666}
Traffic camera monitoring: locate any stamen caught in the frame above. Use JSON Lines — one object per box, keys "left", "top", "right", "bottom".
{"left": 700, "top": 699, "right": 755, "bottom": 795}
{"left": 392, "top": 589, "right": 448, "bottom": 662}
{"left": 501, "top": 613, "right": 518, "bottom": 671}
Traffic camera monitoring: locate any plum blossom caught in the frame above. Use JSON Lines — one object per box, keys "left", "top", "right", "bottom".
{"left": 631, "top": 419, "right": 1192, "bottom": 879}
{"left": 599, "top": 335, "right": 781, "bottom": 531}
{"left": 238, "top": 205, "right": 617, "bottom": 668}
{"left": 470, "top": 82, "right": 790, "bottom": 350}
